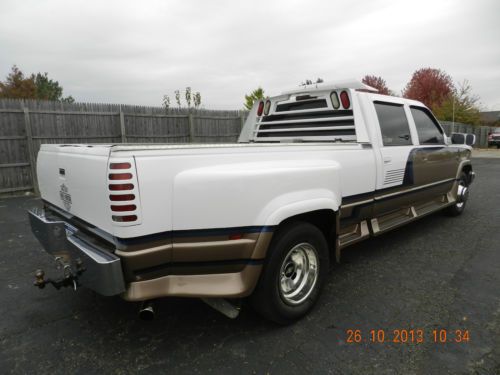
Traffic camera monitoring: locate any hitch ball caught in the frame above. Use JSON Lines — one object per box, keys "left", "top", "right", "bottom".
{"left": 34, "top": 269, "right": 46, "bottom": 288}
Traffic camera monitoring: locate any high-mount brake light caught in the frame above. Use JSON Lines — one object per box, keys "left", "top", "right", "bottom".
{"left": 112, "top": 215, "right": 137, "bottom": 222}
{"left": 257, "top": 101, "right": 264, "bottom": 116}
{"left": 111, "top": 204, "right": 137, "bottom": 212}
{"left": 264, "top": 100, "right": 271, "bottom": 115}
{"left": 109, "top": 183, "right": 134, "bottom": 191}
{"left": 109, "top": 173, "right": 132, "bottom": 180}
{"left": 109, "top": 194, "right": 135, "bottom": 201}
{"left": 340, "top": 91, "right": 350, "bottom": 109}
{"left": 330, "top": 91, "right": 340, "bottom": 109}
{"left": 109, "top": 162, "right": 131, "bottom": 169}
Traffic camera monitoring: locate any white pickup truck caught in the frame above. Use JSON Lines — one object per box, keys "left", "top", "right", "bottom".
{"left": 29, "top": 80, "right": 475, "bottom": 324}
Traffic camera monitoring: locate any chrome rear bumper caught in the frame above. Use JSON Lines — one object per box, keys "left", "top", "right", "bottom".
{"left": 29, "top": 208, "right": 125, "bottom": 296}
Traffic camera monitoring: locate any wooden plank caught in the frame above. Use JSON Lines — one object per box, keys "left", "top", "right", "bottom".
{"left": 23, "top": 107, "right": 39, "bottom": 195}
{"left": 0, "top": 109, "right": 24, "bottom": 113}
{"left": 126, "top": 133, "right": 190, "bottom": 139}
{"left": 17, "top": 110, "right": 119, "bottom": 116}
{"left": 195, "top": 115, "right": 241, "bottom": 120}
{"left": 32, "top": 135, "right": 121, "bottom": 139}
{"left": 119, "top": 106, "right": 126, "bottom": 143}
{"left": 0, "top": 185, "right": 34, "bottom": 193}
{"left": 0, "top": 162, "right": 30, "bottom": 168}
{"left": 188, "top": 113, "right": 195, "bottom": 143}
{"left": 0, "top": 135, "right": 27, "bottom": 140}
{"left": 240, "top": 112, "right": 245, "bottom": 131}
{"left": 127, "top": 113, "right": 189, "bottom": 118}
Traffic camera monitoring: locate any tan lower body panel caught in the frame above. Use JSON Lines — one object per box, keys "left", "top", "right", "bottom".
{"left": 121, "top": 264, "right": 262, "bottom": 301}
{"left": 115, "top": 230, "right": 273, "bottom": 299}
{"left": 340, "top": 178, "right": 460, "bottom": 247}
{"left": 117, "top": 231, "right": 273, "bottom": 281}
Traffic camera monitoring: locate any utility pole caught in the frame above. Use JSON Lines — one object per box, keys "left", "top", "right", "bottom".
{"left": 452, "top": 97, "right": 455, "bottom": 132}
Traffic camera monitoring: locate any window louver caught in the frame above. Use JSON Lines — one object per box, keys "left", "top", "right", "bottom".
{"left": 254, "top": 109, "right": 356, "bottom": 142}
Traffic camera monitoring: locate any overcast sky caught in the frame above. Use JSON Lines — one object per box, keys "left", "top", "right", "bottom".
{"left": 0, "top": 0, "right": 499, "bottom": 110}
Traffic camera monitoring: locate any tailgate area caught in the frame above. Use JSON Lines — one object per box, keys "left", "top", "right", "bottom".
{"left": 37, "top": 144, "right": 141, "bottom": 237}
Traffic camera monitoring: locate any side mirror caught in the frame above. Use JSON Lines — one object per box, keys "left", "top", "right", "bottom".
{"left": 450, "top": 132, "right": 475, "bottom": 146}
{"left": 465, "top": 133, "right": 476, "bottom": 146}
{"left": 450, "top": 133, "right": 465, "bottom": 144}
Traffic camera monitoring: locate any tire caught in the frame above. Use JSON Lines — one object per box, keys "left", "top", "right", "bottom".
{"left": 445, "top": 172, "right": 469, "bottom": 216}
{"left": 250, "top": 221, "right": 329, "bottom": 325}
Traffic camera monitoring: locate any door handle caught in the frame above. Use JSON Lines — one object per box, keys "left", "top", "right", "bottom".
{"left": 383, "top": 156, "right": 392, "bottom": 164}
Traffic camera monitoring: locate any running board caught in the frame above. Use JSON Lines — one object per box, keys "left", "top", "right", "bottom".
{"left": 370, "top": 194, "right": 454, "bottom": 236}
{"left": 339, "top": 221, "right": 370, "bottom": 249}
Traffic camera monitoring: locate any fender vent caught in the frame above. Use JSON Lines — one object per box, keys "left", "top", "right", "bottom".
{"left": 383, "top": 169, "right": 405, "bottom": 185}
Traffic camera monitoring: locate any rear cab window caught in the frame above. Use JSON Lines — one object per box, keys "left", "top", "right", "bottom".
{"left": 374, "top": 102, "right": 413, "bottom": 146}
{"left": 410, "top": 106, "right": 445, "bottom": 145}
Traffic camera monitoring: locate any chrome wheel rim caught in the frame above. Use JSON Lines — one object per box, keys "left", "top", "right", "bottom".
{"left": 278, "top": 243, "right": 319, "bottom": 305}
{"left": 457, "top": 181, "right": 469, "bottom": 209}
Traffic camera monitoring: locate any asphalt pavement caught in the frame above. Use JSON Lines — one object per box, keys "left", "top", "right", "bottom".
{"left": 0, "top": 157, "right": 499, "bottom": 374}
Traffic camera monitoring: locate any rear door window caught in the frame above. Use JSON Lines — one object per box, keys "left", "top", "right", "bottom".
{"left": 374, "top": 102, "right": 412, "bottom": 146}
{"left": 410, "top": 106, "right": 445, "bottom": 145}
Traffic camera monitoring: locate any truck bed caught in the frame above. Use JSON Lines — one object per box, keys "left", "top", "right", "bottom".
{"left": 37, "top": 142, "right": 376, "bottom": 240}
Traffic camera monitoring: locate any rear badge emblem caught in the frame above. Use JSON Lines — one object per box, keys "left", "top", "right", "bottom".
{"left": 59, "top": 183, "right": 72, "bottom": 211}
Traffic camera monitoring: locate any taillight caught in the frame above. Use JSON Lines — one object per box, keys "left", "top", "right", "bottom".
{"left": 340, "top": 91, "right": 350, "bottom": 109}
{"left": 110, "top": 162, "right": 131, "bottom": 169}
{"left": 109, "top": 173, "right": 132, "bottom": 180}
{"left": 109, "top": 183, "right": 134, "bottom": 191}
{"left": 264, "top": 100, "right": 271, "bottom": 115}
{"left": 108, "top": 160, "right": 139, "bottom": 224}
{"left": 257, "top": 101, "right": 264, "bottom": 116}
{"left": 330, "top": 91, "right": 340, "bottom": 109}
{"left": 111, "top": 204, "right": 137, "bottom": 212}
{"left": 109, "top": 194, "right": 135, "bottom": 201}
{"left": 112, "top": 215, "right": 137, "bottom": 222}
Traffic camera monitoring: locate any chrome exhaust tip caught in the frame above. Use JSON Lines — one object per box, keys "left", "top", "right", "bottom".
{"left": 139, "top": 300, "right": 155, "bottom": 321}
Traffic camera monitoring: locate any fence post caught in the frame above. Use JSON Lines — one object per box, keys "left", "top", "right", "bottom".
{"left": 23, "top": 106, "right": 39, "bottom": 195}
{"left": 188, "top": 113, "right": 195, "bottom": 143}
{"left": 240, "top": 111, "right": 245, "bottom": 130}
{"left": 119, "top": 105, "right": 126, "bottom": 143}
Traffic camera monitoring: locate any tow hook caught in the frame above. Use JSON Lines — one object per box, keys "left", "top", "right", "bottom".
{"left": 33, "top": 257, "right": 86, "bottom": 291}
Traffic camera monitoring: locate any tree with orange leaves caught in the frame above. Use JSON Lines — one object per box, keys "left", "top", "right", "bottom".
{"left": 402, "top": 68, "right": 454, "bottom": 111}
{"left": 361, "top": 75, "right": 392, "bottom": 95}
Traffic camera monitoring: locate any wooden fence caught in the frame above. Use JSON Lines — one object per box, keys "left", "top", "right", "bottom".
{"left": 0, "top": 99, "right": 247, "bottom": 194}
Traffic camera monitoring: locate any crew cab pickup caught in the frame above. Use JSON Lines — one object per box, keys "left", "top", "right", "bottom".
{"left": 29, "top": 80, "right": 476, "bottom": 324}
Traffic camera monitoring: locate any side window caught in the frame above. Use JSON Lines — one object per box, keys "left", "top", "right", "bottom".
{"left": 410, "top": 106, "right": 445, "bottom": 145}
{"left": 374, "top": 102, "right": 412, "bottom": 146}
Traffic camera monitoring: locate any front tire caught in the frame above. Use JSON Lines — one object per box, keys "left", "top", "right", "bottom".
{"left": 251, "top": 221, "right": 329, "bottom": 325}
{"left": 445, "top": 172, "right": 469, "bottom": 216}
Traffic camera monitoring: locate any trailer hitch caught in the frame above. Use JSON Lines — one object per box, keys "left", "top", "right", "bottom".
{"left": 33, "top": 257, "right": 86, "bottom": 291}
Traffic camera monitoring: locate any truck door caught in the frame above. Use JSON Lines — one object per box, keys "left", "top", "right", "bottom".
{"left": 372, "top": 100, "right": 417, "bottom": 216}
{"left": 406, "top": 106, "right": 458, "bottom": 200}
